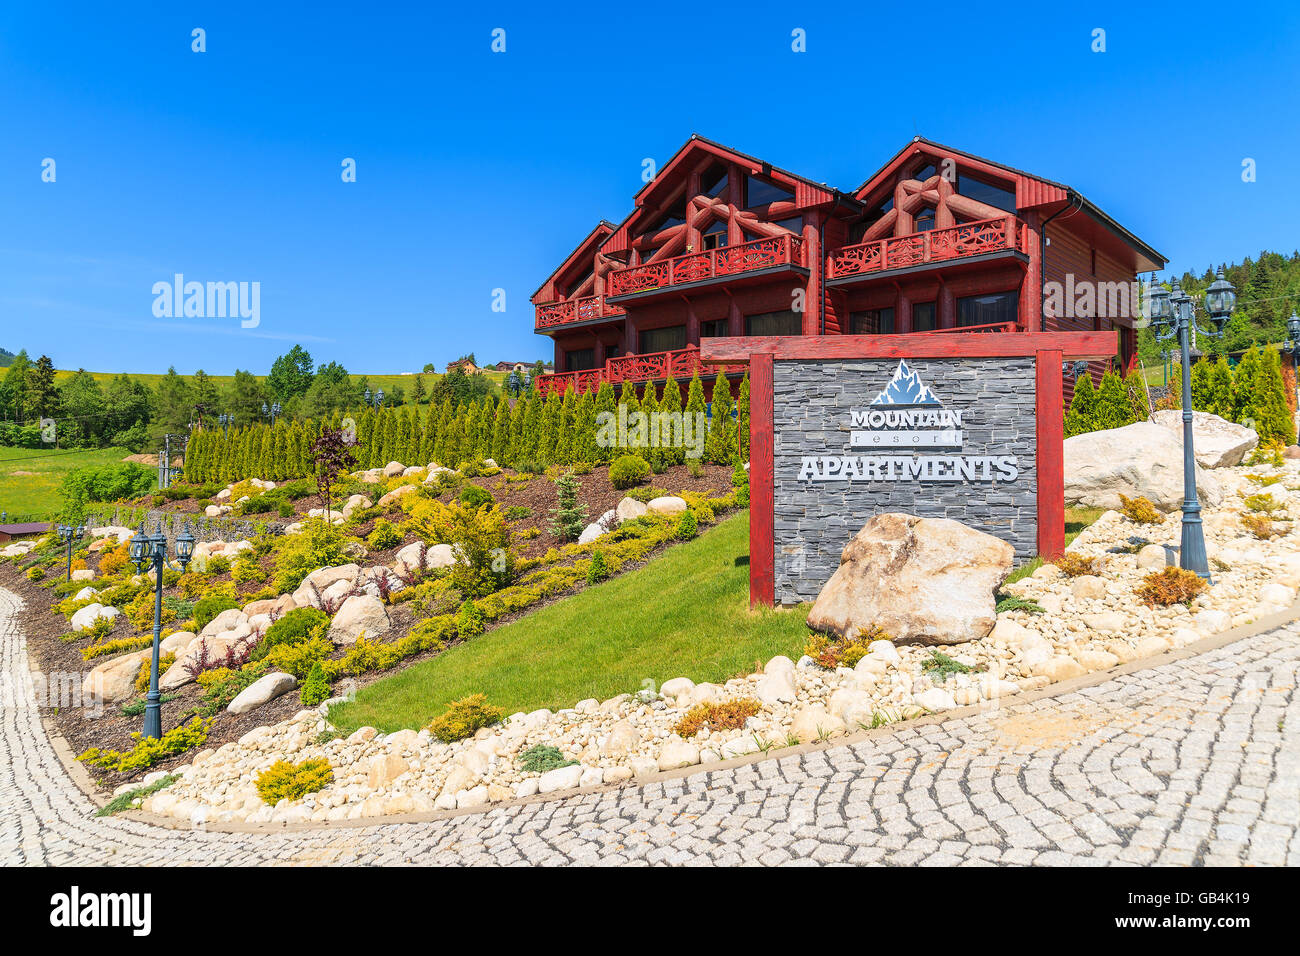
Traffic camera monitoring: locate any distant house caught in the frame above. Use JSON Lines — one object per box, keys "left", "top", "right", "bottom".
{"left": 446, "top": 358, "right": 479, "bottom": 374}
{"left": 493, "top": 361, "right": 530, "bottom": 372}
{"left": 0, "top": 522, "right": 50, "bottom": 542}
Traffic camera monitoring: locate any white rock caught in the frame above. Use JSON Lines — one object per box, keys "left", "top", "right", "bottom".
{"left": 1064, "top": 421, "right": 1222, "bottom": 512}
{"left": 1149, "top": 410, "right": 1258, "bottom": 468}
{"left": 659, "top": 677, "right": 696, "bottom": 701}
{"left": 915, "top": 688, "right": 958, "bottom": 712}
{"left": 616, "top": 497, "right": 648, "bottom": 523}
{"left": 656, "top": 740, "right": 700, "bottom": 771}
{"left": 227, "top": 672, "right": 297, "bottom": 714}
{"left": 70, "top": 603, "right": 118, "bottom": 632}
{"left": 538, "top": 764, "right": 584, "bottom": 793}
{"left": 646, "top": 496, "right": 687, "bottom": 516}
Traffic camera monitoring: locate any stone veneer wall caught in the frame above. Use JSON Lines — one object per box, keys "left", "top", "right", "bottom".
{"left": 773, "top": 357, "right": 1038, "bottom": 604}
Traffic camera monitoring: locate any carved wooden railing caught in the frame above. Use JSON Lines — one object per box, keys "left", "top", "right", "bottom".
{"left": 607, "top": 234, "right": 805, "bottom": 297}
{"left": 535, "top": 346, "right": 747, "bottom": 396}
{"left": 826, "top": 216, "right": 1024, "bottom": 279}
{"left": 534, "top": 294, "right": 626, "bottom": 330}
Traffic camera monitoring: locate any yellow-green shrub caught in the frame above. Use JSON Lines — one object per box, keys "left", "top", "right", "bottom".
{"left": 427, "top": 694, "right": 504, "bottom": 742}
{"left": 1118, "top": 494, "right": 1162, "bottom": 524}
{"left": 805, "top": 627, "right": 890, "bottom": 669}
{"left": 255, "top": 758, "right": 333, "bottom": 805}
{"left": 1135, "top": 567, "right": 1208, "bottom": 607}
{"left": 78, "top": 717, "right": 212, "bottom": 772}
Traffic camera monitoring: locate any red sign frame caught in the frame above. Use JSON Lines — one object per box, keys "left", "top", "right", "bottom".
{"left": 700, "top": 332, "right": 1116, "bottom": 607}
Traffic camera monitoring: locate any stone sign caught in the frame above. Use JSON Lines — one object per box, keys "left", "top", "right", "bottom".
{"left": 774, "top": 357, "right": 1037, "bottom": 603}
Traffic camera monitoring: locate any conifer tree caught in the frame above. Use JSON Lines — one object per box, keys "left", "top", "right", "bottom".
{"left": 1253, "top": 348, "right": 1295, "bottom": 444}
{"left": 684, "top": 373, "right": 706, "bottom": 465}
{"left": 1094, "top": 370, "right": 1135, "bottom": 430}
{"left": 540, "top": 392, "right": 562, "bottom": 465}
{"left": 1063, "top": 373, "right": 1100, "bottom": 437}
{"left": 490, "top": 396, "right": 510, "bottom": 463}
{"left": 660, "top": 375, "right": 685, "bottom": 465}
{"left": 1232, "top": 346, "right": 1261, "bottom": 422}
{"left": 1190, "top": 358, "right": 1213, "bottom": 412}
{"left": 593, "top": 381, "right": 616, "bottom": 462}
{"left": 1207, "top": 357, "right": 1234, "bottom": 420}
{"left": 641, "top": 384, "right": 664, "bottom": 471}
{"left": 705, "top": 378, "right": 738, "bottom": 464}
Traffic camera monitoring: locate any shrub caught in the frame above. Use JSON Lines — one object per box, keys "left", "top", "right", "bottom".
{"left": 59, "top": 462, "right": 156, "bottom": 517}
{"left": 609, "top": 454, "right": 650, "bottom": 489}
{"left": 517, "top": 744, "right": 577, "bottom": 774}
{"left": 921, "top": 650, "right": 979, "bottom": 681}
{"left": 674, "top": 699, "right": 762, "bottom": 738}
{"left": 98, "top": 542, "right": 131, "bottom": 577}
{"left": 455, "top": 599, "right": 486, "bottom": 638}
{"left": 504, "top": 506, "right": 532, "bottom": 521}
{"left": 411, "top": 500, "right": 514, "bottom": 597}
{"left": 231, "top": 555, "right": 266, "bottom": 585}
{"left": 805, "top": 627, "right": 889, "bottom": 669}
{"left": 549, "top": 470, "right": 587, "bottom": 542}
{"left": 675, "top": 509, "right": 698, "bottom": 540}
{"left": 196, "top": 661, "right": 268, "bottom": 714}
{"left": 1118, "top": 494, "right": 1162, "bottom": 524}
{"left": 78, "top": 717, "right": 212, "bottom": 772}
{"left": 272, "top": 517, "right": 346, "bottom": 593}
{"left": 427, "top": 694, "right": 504, "bottom": 742}
{"left": 26, "top": 566, "right": 44, "bottom": 582}
{"left": 255, "top": 758, "right": 333, "bottom": 805}
{"left": 1245, "top": 441, "right": 1285, "bottom": 468}
{"left": 194, "top": 592, "right": 239, "bottom": 631}
{"left": 459, "top": 485, "right": 494, "bottom": 509}
{"left": 1243, "top": 492, "right": 1282, "bottom": 515}
{"left": 586, "top": 550, "right": 609, "bottom": 585}
{"left": 265, "top": 634, "right": 333, "bottom": 679}
{"left": 253, "top": 606, "right": 330, "bottom": 662}
{"left": 1055, "top": 553, "right": 1099, "bottom": 577}
{"left": 1135, "top": 567, "right": 1208, "bottom": 607}
{"left": 206, "top": 555, "right": 232, "bottom": 575}
{"left": 1241, "top": 513, "right": 1284, "bottom": 539}
{"left": 134, "top": 654, "right": 176, "bottom": 694}
{"left": 298, "top": 661, "right": 333, "bottom": 707}
{"left": 367, "top": 519, "right": 403, "bottom": 551}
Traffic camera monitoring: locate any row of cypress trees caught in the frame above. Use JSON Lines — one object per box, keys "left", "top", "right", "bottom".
{"left": 1063, "top": 346, "right": 1296, "bottom": 445}
{"left": 182, "top": 371, "right": 752, "bottom": 483}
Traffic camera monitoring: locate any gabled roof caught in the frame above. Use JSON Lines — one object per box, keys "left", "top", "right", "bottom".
{"left": 530, "top": 220, "right": 617, "bottom": 303}
{"left": 600, "top": 134, "right": 860, "bottom": 256}
{"left": 854, "top": 137, "right": 1165, "bottom": 270}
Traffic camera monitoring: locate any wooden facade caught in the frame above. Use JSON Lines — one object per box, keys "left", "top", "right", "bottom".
{"left": 530, "top": 136, "right": 1165, "bottom": 400}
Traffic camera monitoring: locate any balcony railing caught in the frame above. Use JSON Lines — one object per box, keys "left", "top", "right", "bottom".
{"left": 534, "top": 294, "right": 626, "bottom": 331}
{"left": 535, "top": 345, "right": 748, "bottom": 397}
{"left": 607, "top": 234, "right": 805, "bottom": 297}
{"left": 826, "top": 216, "right": 1024, "bottom": 280}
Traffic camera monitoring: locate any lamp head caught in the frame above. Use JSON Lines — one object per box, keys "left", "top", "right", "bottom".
{"left": 175, "top": 523, "right": 195, "bottom": 569}
{"left": 1203, "top": 267, "right": 1237, "bottom": 327}
{"left": 1146, "top": 275, "right": 1172, "bottom": 332}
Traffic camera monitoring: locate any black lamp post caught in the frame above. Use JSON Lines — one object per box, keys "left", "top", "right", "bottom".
{"left": 261, "top": 401, "right": 282, "bottom": 425}
{"left": 56, "top": 522, "right": 86, "bottom": 581}
{"left": 218, "top": 413, "right": 232, "bottom": 437}
{"left": 1287, "top": 312, "right": 1300, "bottom": 406}
{"left": 130, "top": 522, "right": 194, "bottom": 739}
{"left": 1148, "top": 268, "right": 1236, "bottom": 581}
{"left": 364, "top": 388, "right": 384, "bottom": 409}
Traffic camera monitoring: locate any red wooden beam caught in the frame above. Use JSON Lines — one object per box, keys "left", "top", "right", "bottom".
{"left": 700, "top": 331, "right": 1116, "bottom": 363}
{"left": 749, "top": 352, "right": 775, "bottom": 608}
{"left": 1035, "top": 350, "right": 1066, "bottom": 561}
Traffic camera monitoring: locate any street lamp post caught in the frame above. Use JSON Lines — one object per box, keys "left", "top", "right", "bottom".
{"left": 219, "top": 413, "right": 232, "bottom": 437}
{"left": 129, "top": 522, "right": 195, "bottom": 739}
{"left": 1149, "top": 268, "right": 1236, "bottom": 581}
{"left": 1287, "top": 312, "right": 1300, "bottom": 410}
{"left": 56, "top": 522, "right": 86, "bottom": 581}
{"left": 261, "top": 402, "right": 282, "bottom": 425}
{"left": 364, "top": 388, "right": 384, "bottom": 409}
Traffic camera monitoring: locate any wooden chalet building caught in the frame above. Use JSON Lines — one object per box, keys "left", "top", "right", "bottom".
{"left": 530, "top": 135, "right": 1165, "bottom": 399}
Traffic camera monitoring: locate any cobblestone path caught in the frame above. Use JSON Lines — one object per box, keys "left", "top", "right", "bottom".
{"left": 2, "top": 587, "right": 1297, "bottom": 865}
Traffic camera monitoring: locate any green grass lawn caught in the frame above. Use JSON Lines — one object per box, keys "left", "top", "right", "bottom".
{"left": 330, "top": 512, "right": 811, "bottom": 733}
{"left": 0, "top": 446, "right": 133, "bottom": 521}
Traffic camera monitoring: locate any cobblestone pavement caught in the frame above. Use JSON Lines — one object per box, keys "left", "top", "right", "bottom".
{"left": 2, "top": 587, "right": 1298, "bottom": 866}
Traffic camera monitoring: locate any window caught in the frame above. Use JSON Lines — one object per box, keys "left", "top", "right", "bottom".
{"left": 773, "top": 215, "right": 803, "bottom": 235}
{"left": 850, "top": 198, "right": 894, "bottom": 243}
{"left": 701, "top": 319, "right": 729, "bottom": 338}
{"left": 957, "top": 291, "right": 1019, "bottom": 328}
{"left": 956, "top": 172, "right": 1016, "bottom": 214}
{"left": 744, "top": 310, "right": 802, "bottom": 336}
{"left": 639, "top": 325, "right": 687, "bottom": 354}
{"left": 701, "top": 219, "right": 728, "bottom": 250}
{"left": 607, "top": 345, "right": 622, "bottom": 360}
{"left": 565, "top": 348, "right": 596, "bottom": 371}
{"left": 911, "top": 162, "right": 937, "bottom": 183}
{"left": 914, "top": 207, "right": 936, "bottom": 232}
{"left": 912, "top": 302, "right": 937, "bottom": 331}
{"left": 744, "top": 175, "right": 794, "bottom": 209}
{"left": 849, "top": 308, "right": 895, "bottom": 334}
{"left": 701, "top": 163, "right": 729, "bottom": 199}
{"left": 643, "top": 197, "right": 687, "bottom": 235}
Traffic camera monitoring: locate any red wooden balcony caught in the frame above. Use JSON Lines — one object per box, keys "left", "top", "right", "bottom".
{"left": 534, "top": 345, "right": 747, "bottom": 397}
{"left": 607, "top": 234, "right": 806, "bottom": 299}
{"left": 534, "top": 294, "right": 626, "bottom": 331}
{"left": 826, "top": 216, "right": 1026, "bottom": 281}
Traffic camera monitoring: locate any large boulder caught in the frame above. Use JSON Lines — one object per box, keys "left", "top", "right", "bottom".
{"left": 807, "top": 513, "right": 1012, "bottom": 645}
{"left": 292, "top": 564, "right": 360, "bottom": 608}
{"left": 82, "top": 649, "right": 150, "bottom": 704}
{"left": 1064, "top": 421, "right": 1222, "bottom": 513}
{"left": 1149, "top": 410, "right": 1258, "bottom": 468}
{"left": 328, "top": 595, "right": 391, "bottom": 645}
{"left": 70, "top": 603, "right": 118, "bottom": 632}
{"left": 227, "top": 672, "right": 297, "bottom": 714}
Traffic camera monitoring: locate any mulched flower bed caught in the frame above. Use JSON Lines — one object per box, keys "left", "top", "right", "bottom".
{"left": 6, "top": 460, "right": 738, "bottom": 791}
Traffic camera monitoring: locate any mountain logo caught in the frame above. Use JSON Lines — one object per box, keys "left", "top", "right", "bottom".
{"left": 869, "top": 360, "right": 942, "bottom": 406}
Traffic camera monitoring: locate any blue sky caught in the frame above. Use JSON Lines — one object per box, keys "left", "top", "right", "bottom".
{"left": 1, "top": 1, "right": 1297, "bottom": 376}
